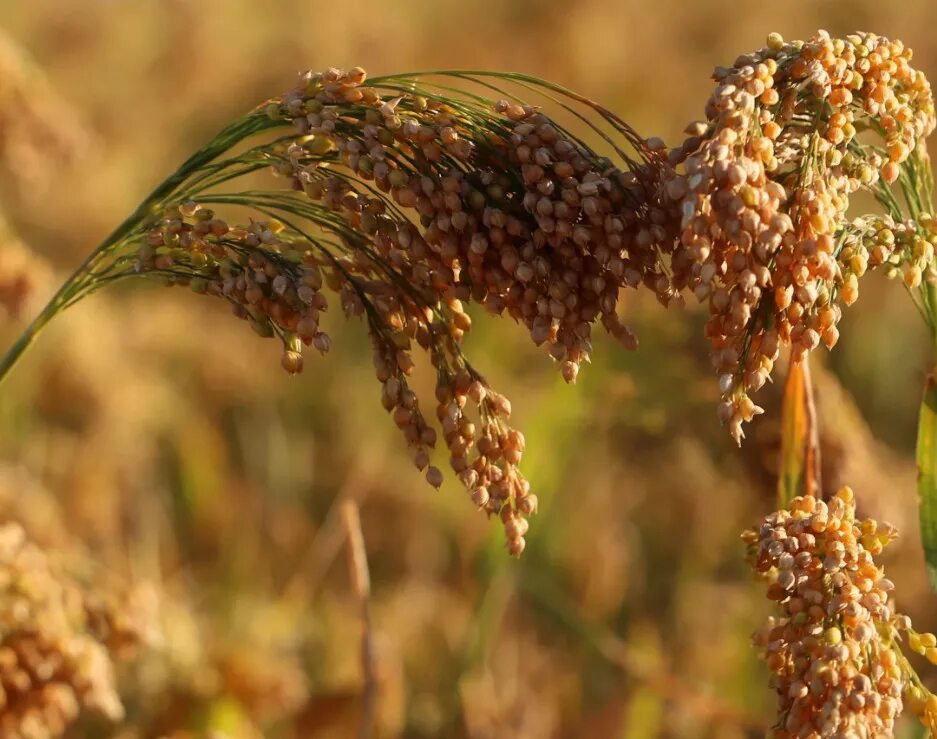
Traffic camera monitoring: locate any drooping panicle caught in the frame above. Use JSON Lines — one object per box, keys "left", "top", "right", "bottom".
{"left": 660, "top": 30, "right": 936, "bottom": 442}
{"left": 129, "top": 65, "right": 663, "bottom": 552}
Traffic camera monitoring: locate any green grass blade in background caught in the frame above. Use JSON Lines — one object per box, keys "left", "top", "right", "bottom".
{"left": 916, "top": 371, "right": 937, "bottom": 592}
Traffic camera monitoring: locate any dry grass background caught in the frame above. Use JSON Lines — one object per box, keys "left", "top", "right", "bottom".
{"left": 0, "top": 1, "right": 936, "bottom": 737}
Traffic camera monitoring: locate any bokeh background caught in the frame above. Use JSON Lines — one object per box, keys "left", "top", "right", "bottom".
{"left": 1, "top": 1, "right": 937, "bottom": 736}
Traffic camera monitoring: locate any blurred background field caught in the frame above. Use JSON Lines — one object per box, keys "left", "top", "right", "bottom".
{"left": 0, "top": 1, "right": 937, "bottom": 737}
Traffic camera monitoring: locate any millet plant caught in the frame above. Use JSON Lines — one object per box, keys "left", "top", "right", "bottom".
{"left": 4, "top": 28, "right": 937, "bottom": 737}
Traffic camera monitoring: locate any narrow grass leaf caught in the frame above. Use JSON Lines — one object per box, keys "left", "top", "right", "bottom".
{"left": 916, "top": 372, "right": 937, "bottom": 592}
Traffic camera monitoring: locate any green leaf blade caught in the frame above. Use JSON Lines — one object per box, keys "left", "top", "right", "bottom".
{"left": 916, "top": 372, "right": 937, "bottom": 592}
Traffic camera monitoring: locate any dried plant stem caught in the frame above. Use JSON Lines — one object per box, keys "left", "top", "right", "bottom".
{"left": 284, "top": 462, "right": 378, "bottom": 602}
{"left": 801, "top": 359, "right": 822, "bottom": 499}
{"left": 778, "top": 356, "right": 822, "bottom": 505}
{"left": 341, "top": 499, "right": 376, "bottom": 739}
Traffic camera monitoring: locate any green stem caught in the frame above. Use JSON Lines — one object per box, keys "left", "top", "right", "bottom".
{"left": 0, "top": 218, "right": 136, "bottom": 384}
{"left": 0, "top": 111, "right": 285, "bottom": 385}
{"left": 0, "top": 313, "right": 45, "bottom": 385}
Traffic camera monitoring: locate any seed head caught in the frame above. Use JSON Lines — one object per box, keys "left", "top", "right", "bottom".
{"left": 745, "top": 487, "right": 934, "bottom": 736}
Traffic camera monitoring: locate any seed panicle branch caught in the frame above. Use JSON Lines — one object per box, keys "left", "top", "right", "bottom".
{"left": 659, "top": 30, "right": 935, "bottom": 444}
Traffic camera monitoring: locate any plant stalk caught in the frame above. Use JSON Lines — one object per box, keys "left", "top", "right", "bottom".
{"left": 0, "top": 110, "right": 284, "bottom": 386}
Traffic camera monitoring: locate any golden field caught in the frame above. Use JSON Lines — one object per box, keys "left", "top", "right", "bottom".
{"left": 0, "top": 1, "right": 937, "bottom": 737}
